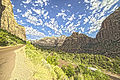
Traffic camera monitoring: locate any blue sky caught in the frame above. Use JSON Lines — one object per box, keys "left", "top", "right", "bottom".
{"left": 11, "top": 0, "right": 120, "bottom": 40}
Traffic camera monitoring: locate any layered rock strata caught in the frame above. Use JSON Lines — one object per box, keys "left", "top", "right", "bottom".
{"left": 0, "top": 0, "right": 26, "bottom": 40}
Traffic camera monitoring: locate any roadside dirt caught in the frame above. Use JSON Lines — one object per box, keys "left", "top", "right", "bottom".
{"left": 10, "top": 46, "right": 34, "bottom": 80}
{"left": 0, "top": 45, "right": 24, "bottom": 80}
{"left": 103, "top": 71, "right": 120, "bottom": 80}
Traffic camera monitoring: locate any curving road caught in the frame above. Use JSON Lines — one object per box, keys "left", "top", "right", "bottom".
{"left": 0, "top": 45, "right": 24, "bottom": 80}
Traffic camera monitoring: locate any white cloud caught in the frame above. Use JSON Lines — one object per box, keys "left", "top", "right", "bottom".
{"left": 22, "top": 0, "right": 31, "bottom": 4}
{"left": 32, "top": 3, "right": 39, "bottom": 7}
{"left": 17, "top": 9, "right": 21, "bottom": 13}
{"left": 84, "top": 17, "right": 89, "bottom": 24}
{"left": 80, "top": 27, "right": 85, "bottom": 32}
{"left": 84, "top": 0, "right": 90, "bottom": 3}
{"left": 65, "top": 22, "right": 77, "bottom": 33}
{"left": 22, "top": 9, "right": 32, "bottom": 17}
{"left": 44, "top": 18, "right": 62, "bottom": 35}
{"left": 68, "top": 4, "right": 71, "bottom": 7}
{"left": 32, "top": 8, "right": 42, "bottom": 15}
{"left": 56, "top": 12, "right": 67, "bottom": 20}
{"left": 78, "top": 1, "right": 81, "bottom": 4}
{"left": 32, "top": 8, "right": 49, "bottom": 19}
{"left": 75, "top": 21, "right": 81, "bottom": 27}
{"left": 38, "top": 19, "right": 43, "bottom": 25}
{"left": 28, "top": 15, "right": 38, "bottom": 22}
{"left": 35, "top": 0, "right": 49, "bottom": 7}
{"left": 25, "top": 26, "right": 45, "bottom": 38}
{"left": 65, "top": 21, "right": 71, "bottom": 26}
{"left": 17, "top": 20, "right": 25, "bottom": 24}
{"left": 78, "top": 15, "right": 83, "bottom": 19}
{"left": 84, "top": 0, "right": 119, "bottom": 34}
{"left": 68, "top": 14, "right": 75, "bottom": 21}
{"left": 108, "top": 5, "right": 118, "bottom": 13}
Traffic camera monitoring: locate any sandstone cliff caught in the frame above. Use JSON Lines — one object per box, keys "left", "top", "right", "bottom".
{"left": 59, "top": 32, "right": 96, "bottom": 53}
{"left": 96, "top": 7, "right": 120, "bottom": 42}
{"left": 32, "top": 35, "right": 66, "bottom": 49}
{"left": 0, "top": 0, "right": 26, "bottom": 40}
{"left": 59, "top": 7, "right": 120, "bottom": 58}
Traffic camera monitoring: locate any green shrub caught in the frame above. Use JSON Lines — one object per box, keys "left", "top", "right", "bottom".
{"left": 0, "top": 29, "right": 26, "bottom": 46}
{"left": 46, "top": 55, "right": 58, "bottom": 66}
{"left": 61, "top": 65, "right": 75, "bottom": 78}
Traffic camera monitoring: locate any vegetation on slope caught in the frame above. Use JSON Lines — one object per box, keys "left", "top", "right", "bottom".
{"left": 57, "top": 52, "right": 120, "bottom": 74}
{"left": 0, "top": 29, "right": 26, "bottom": 46}
{"left": 25, "top": 42, "right": 110, "bottom": 80}
{"left": 25, "top": 42, "right": 68, "bottom": 80}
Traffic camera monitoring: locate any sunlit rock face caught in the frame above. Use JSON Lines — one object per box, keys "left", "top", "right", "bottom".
{"left": 0, "top": 0, "right": 26, "bottom": 40}
{"left": 32, "top": 35, "right": 67, "bottom": 49}
{"left": 59, "top": 8, "right": 120, "bottom": 58}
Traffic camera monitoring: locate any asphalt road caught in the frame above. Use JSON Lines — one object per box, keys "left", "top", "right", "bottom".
{"left": 0, "top": 45, "right": 24, "bottom": 80}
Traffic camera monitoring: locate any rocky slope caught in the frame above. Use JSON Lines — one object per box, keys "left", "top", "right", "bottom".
{"left": 0, "top": 0, "right": 26, "bottom": 40}
{"left": 59, "top": 7, "right": 120, "bottom": 58}
{"left": 59, "top": 32, "right": 96, "bottom": 53}
{"left": 32, "top": 35, "right": 66, "bottom": 49}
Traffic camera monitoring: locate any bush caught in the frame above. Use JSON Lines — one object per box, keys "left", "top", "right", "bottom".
{"left": 61, "top": 65, "right": 75, "bottom": 78}
{"left": 46, "top": 55, "right": 58, "bottom": 66}
{"left": 0, "top": 29, "right": 26, "bottom": 46}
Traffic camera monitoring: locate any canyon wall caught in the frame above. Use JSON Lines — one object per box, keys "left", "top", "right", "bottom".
{"left": 59, "top": 7, "right": 120, "bottom": 58}
{"left": 0, "top": 0, "right": 26, "bottom": 40}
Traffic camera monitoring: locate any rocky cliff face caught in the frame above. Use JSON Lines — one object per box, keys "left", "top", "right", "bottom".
{"left": 32, "top": 35, "right": 66, "bottom": 49}
{"left": 59, "top": 7, "right": 120, "bottom": 58}
{"left": 96, "top": 7, "right": 120, "bottom": 42}
{"left": 0, "top": 0, "right": 26, "bottom": 40}
{"left": 59, "top": 32, "right": 96, "bottom": 53}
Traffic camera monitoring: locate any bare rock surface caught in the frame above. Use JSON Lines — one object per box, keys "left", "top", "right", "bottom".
{"left": 0, "top": 0, "right": 26, "bottom": 40}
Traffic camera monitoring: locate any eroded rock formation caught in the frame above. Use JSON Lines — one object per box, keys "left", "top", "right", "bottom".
{"left": 0, "top": 0, "right": 26, "bottom": 40}
{"left": 59, "top": 7, "right": 120, "bottom": 58}
{"left": 32, "top": 35, "right": 66, "bottom": 49}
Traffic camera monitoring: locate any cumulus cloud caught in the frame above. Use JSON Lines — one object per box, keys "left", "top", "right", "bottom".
{"left": 80, "top": 27, "right": 85, "bottom": 32}
{"left": 84, "top": 0, "right": 119, "bottom": 34}
{"left": 65, "top": 22, "right": 77, "bottom": 33}
{"left": 84, "top": 17, "right": 89, "bottom": 24}
{"left": 68, "top": 14, "right": 75, "bottom": 21}
{"left": 22, "top": 9, "right": 32, "bottom": 17}
{"left": 56, "top": 11, "right": 67, "bottom": 20}
{"left": 68, "top": 4, "right": 71, "bottom": 7}
{"left": 35, "top": 0, "right": 49, "bottom": 7}
{"left": 75, "top": 21, "right": 81, "bottom": 27}
{"left": 22, "top": 0, "right": 31, "bottom": 4}
{"left": 32, "top": 8, "right": 42, "bottom": 15}
{"left": 44, "top": 18, "right": 62, "bottom": 35}
{"left": 25, "top": 26, "right": 46, "bottom": 38}
{"left": 17, "top": 9, "right": 21, "bottom": 13}
{"left": 65, "top": 21, "right": 71, "bottom": 26}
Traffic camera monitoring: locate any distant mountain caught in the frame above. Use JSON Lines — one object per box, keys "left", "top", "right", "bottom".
{"left": 59, "top": 7, "right": 120, "bottom": 58}
{"left": 31, "top": 35, "right": 66, "bottom": 49}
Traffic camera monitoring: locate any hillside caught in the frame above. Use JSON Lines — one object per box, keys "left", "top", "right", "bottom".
{"left": 25, "top": 42, "right": 113, "bottom": 80}
{"left": 0, "top": 0, "right": 26, "bottom": 40}
{"left": 0, "top": 29, "right": 26, "bottom": 46}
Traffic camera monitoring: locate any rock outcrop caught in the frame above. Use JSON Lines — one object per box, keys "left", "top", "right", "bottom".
{"left": 59, "top": 7, "right": 120, "bottom": 58}
{"left": 59, "top": 32, "right": 96, "bottom": 53}
{"left": 96, "top": 7, "right": 120, "bottom": 42}
{"left": 32, "top": 35, "right": 66, "bottom": 49}
{"left": 0, "top": 0, "right": 26, "bottom": 40}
